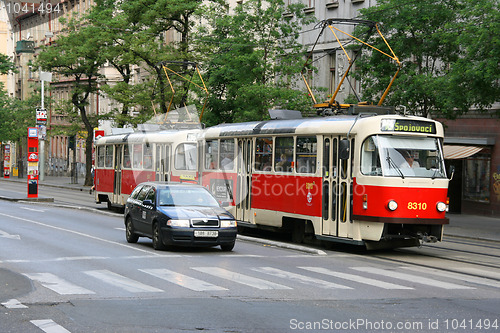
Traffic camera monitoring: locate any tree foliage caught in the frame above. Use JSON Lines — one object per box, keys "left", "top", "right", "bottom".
{"left": 194, "top": 0, "right": 314, "bottom": 125}
{"left": 0, "top": 54, "right": 31, "bottom": 142}
{"left": 355, "top": 0, "right": 499, "bottom": 118}
{"left": 36, "top": 19, "right": 106, "bottom": 186}
{"left": 0, "top": 91, "right": 37, "bottom": 143}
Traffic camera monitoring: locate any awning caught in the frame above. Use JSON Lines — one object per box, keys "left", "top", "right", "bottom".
{"left": 443, "top": 145, "right": 483, "bottom": 159}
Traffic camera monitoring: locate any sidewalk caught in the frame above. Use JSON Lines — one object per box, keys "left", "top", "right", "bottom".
{"left": 1, "top": 175, "right": 500, "bottom": 242}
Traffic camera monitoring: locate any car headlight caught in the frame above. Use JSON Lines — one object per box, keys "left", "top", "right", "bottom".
{"left": 167, "top": 219, "right": 190, "bottom": 227}
{"left": 436, "top": 202, "right": 447, "bottom": 212}
{"left": 387, "top": 200, "right": 398, "bottom": 211}
{"left": 220, "top": 220, "right": 237, "bottom": 228}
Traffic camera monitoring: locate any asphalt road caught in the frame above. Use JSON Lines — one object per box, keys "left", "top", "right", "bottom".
{"left": 1, "top": 194, "right": 500, "bottom": 332}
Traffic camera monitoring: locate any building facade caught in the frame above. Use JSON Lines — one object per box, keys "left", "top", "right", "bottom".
{"left": 439, "top": 109, "right": 500, "bottom": 216}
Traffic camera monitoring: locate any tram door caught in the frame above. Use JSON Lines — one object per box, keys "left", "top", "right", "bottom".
{"left": 321, "top": 136, "right": 352, "bottom": 237}
{"left": 155, "top": 144, "right": 170, "bottom": 181}
{"left": 235, "top": 138, "right": 252, "bottom": 222}
{"left": 113, "top": 145, "right": 123, "bottom": 203}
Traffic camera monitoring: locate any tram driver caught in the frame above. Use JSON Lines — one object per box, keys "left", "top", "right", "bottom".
{"left": 399, "top": 150, "right": 420, "bottom": 169}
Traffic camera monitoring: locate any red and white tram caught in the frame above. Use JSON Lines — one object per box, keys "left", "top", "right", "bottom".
{"left": 94, "top": 128, "right": 203, "bottom": 209}
{"left": 201, "top": 113, "right": 449, "bottom": 248}
{"left": 95, "top": 112, "right": 449, "bottom": 248}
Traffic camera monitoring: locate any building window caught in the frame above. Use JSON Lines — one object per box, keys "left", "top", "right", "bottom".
{"left": 329, "top": 53, "right": 336, "bottom": 96}
{"left": 464, "top": 151, "right": 491, "bottom": 202}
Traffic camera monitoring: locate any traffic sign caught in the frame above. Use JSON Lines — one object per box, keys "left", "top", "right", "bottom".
{"left": 36, "top": 108, "right": 47, "bottom": 124}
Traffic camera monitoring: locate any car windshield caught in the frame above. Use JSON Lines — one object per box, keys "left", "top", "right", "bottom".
{"left": 158, "top": 187, "right": 220, "bottom": 207}
{"left": 361, "top": 135, "right": 446, "bottom": 179}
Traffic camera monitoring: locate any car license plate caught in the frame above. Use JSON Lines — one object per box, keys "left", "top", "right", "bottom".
{"left": 194, "top": 230, "right": 218, "bottom": 238}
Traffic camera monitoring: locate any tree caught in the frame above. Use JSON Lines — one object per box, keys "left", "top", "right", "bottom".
{"left": 0, "top": 54, "right": 32, "bottom": 143}
{"left": 83, "top": 0, "right": 207, "bottom": 127}
{"left": 36, "top": 21, "right": 106, "bottom": 186}
{"left": 0, "top": 93, "right": 38, "bottom": 143}
{"left": 114, "top": 0, "right": 205, "bottom": 115}
{"left": 0, "top": 53, "right": 16, "bottom": 75}
{"left": 354, "top": 0, "right": 500, "bottom": 118}
{"left": 194, "top": 0, "right": 314, "bottom": 125}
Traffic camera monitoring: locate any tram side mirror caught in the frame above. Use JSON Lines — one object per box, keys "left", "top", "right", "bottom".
{"left": 339, "top": 139, "right": 350, "bottom": 160}
{"left": 448, "top": 165, "right": 455, "bottom": 180}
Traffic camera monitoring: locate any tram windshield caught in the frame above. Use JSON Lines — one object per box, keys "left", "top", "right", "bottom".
{"left": 361, "top": 135, "right": 446, "bottom": 178}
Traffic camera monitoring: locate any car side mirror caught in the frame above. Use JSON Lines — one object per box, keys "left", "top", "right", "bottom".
{"left": 339, "top": 139, "right": 350, "bottom": 160}
{"left": 142, "top": 199, "right": 154, "bottom": 206}
{"left": 220, "top": 201, "right": 231, "bottom": 208}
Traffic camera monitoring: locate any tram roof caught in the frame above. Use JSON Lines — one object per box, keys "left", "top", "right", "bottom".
{"left": 95, "top": 129, "right": 202, "bottom": 145}
{"left": 204, "top": 114, "right": 443, "bottom": 138}
{"left": 204, "top": 115, "right": 358, "bottom": 137}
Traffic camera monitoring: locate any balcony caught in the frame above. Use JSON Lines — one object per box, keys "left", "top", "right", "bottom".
{"left": 16, "top": 40, "right": 35, "bottom": 54}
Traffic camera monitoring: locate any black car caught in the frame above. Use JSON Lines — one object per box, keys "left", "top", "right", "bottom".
{"left": 124, "top": 182, "right": 237, "bottom": 251}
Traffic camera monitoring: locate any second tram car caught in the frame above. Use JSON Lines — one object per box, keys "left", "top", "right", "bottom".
{"left": 94, "top": 129, "right": 203, "bottom": 209}
{"left": 94, "top": 112, "right": 449, "bottom": 248}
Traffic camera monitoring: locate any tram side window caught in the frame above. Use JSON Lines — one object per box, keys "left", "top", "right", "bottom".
{"left": 175, "top": 143, "right": 197, "bottom": 170}
{"left": 97, "top": 146, "right": 105, "bottom": 168}
{"left": 133, "top": 144, "right": 143, "bottom": 169}
{"left": 296, "top": 137, "right": 317, "bottom": 174}
{"left": 105, "top": 145, "right": 114, "bottom": 168}
{"left": 274, "top": 137, "right": 293, "bottom": 172}
{"left": 123, "top": 145, "right": 131, "bottom": 168}
{"left": 255, "top": 137, "right": 273, "bottom": 171}
{"left": 220, "top": 139, "right": 235, "bottom": 170}
{"left": 143, "top": 144, "right": 153, "bottom": 170}
{"left": 205, "top": 140, "right": 219, "bottom": 170}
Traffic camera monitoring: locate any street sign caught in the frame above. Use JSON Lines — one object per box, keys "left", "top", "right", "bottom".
{"left": 27, "top": 127, "right": 39, "bottom": 198}
{"left": 36, "top": 108, "right": 47, "bottom": 124}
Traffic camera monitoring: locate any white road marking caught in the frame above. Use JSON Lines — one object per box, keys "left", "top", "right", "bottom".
{"left": 23, "top": 272, "right": 95, "bottom": 295}
{"left": 1, "top": 299, "right": 28, "bottom": 309}
{"left": 299, "top": 267, "right": 414, "bottom": 290}
{"left": 252, "top": 267, "right": 352, "bottom": 289}
{"left": 30, "top": 319, "right": 71, "bottom": 333}
{"left": 84, "top": 270, "right": 163, "bottom": 293}
{"left": 0, "top": 229, "right": 20, "bottom": 240}
{"left": 402, "top": 266, "right": 500, "bottom": 288}
{"left": 351, "top": 267, "right": 475, "bottom": 290}
{"left": 192, "top": 267, "right": 292, "bottom": 290}
{"left": 0, "top": 212, "right": 162, "bottom": 256}
{"left": 139, "top": 268, "right": 227, "bottom": 291}
{"left": 20, "top": 206, "right": 46, "bottom": 212}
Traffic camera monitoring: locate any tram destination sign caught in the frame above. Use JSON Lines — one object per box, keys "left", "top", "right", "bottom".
{"left": 381, "top": 119, "right": 436, "bottom": 134}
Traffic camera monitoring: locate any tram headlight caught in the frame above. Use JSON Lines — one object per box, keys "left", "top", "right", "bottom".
{"left": 387, "top": 200, "right": 398, "bottom": 211}
{"left": 436, "top": 201, "right": 447, "bottom": 212}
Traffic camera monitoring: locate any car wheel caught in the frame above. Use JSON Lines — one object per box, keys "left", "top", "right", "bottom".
{"left": 220, "top": 242, "right": 235, "bottom": 252}
{"left": 152, "top": 222, "right": 167, "bottom": 250}
{"left": 125, "top": 217, "right": 139, "bottom": 243}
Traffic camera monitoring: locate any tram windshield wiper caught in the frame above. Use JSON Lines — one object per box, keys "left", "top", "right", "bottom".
{"left": 386, "top": 156, "right": 405, "bottom": 179}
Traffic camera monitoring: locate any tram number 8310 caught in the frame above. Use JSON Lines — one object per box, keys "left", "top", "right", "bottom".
{"left": 407, "top": 202, "right": 427, "bottom": 210}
